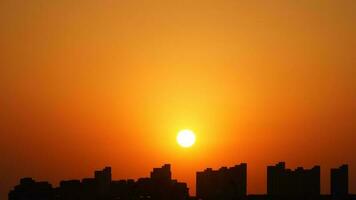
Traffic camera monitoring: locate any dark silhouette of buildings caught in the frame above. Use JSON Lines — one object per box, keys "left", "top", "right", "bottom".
{"left": 8, "top": 162, "right": 356, "bottom": 200}
{"left": 9, "top": 164, "right": 188, "bottom": 200}
{"left": 196, "top": 163, "right": 247, "bottom": 200}
{"left": 267, "top": 162, "right": 320, "bottom": 197}
{"left": 151, "top": 164, "right": 172, "bottom": 181}
{"left": 8, "top": 178, "right": 53, "bottom": 200}
{"left": 146, "top": 164, "right": 189, "bottom": 199}
{"left": 94, "top": 166, "right": 111, "bottom": 197}
{"left": 331, "top": 165, "right": 349, "bottom": 197}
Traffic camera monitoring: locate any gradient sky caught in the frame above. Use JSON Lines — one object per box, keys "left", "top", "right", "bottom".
{"left": 1, "top": 0, "right": 356, "bottom": 199}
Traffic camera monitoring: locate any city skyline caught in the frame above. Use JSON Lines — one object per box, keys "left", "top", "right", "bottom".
{"left": 9, "top": 162, "right": 353, "bottom": 200}
{"left": 1, "top": 1, "right": 356, "bottom": 199}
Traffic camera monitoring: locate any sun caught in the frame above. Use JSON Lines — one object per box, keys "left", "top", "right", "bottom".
{"left": 177, "top": 129, "right": 196, "bottom": 148}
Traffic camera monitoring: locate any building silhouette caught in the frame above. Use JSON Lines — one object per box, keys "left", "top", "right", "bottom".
{"left": 151, "top": 164, "right": 172, "bottom": 180}
{"left": 8, "top": 162, "right": 356, "bottom": 200}
{"left": 94, "top": 167, "right": 111, "bottom": 197}
{"left": 196, "top": 163, "right": 247, "bottom": 200}
{"left": 267, "top": 162, "right": 320, "bottom": 197}
{"left": 58, "top": 180, "right": 81, "bottom": 200}
{"left": 331, "top": 165, "right": 349, "bottom": 197}
{"left": 8, "top": 178, "right": 53, "bottom": 200}
{"left": 146, "top": 164, "right": 189, "bottom": 200}
{"left": 9, "top": 164, "right": 189, "bottom": 200}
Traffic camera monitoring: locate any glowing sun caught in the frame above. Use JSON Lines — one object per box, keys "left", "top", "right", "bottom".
{"left": 177, "top": 129, "right": 196, "bottom": 148}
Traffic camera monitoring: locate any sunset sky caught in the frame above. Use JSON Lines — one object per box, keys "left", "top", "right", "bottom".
{"left": 1, "top": 0, "right": 356, "bottom": 198}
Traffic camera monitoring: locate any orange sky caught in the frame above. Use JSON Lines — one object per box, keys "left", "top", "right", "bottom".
{"left": 1, "top": 0, "right": 356, "bottom": 198}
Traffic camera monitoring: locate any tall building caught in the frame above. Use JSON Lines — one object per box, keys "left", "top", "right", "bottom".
{"left": 149, "top": 164, "right": 188, "bottom": 200}
{"left": 267, "top": 162, "right": 320, "bottom": 196}
{"left": 150, "top": 164, "right": 172, "bottom": 183}
{"left": 95, "top": 166, "right": 112, "bottom": 185}
{"left": 331, "top": 165, "right": 348, "bottom": 197}
{"left": 94, "top": 166, "right": 112, "bottom": 197}
{"left": 196, "top": 163, "right": 247, "bottom": 200}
